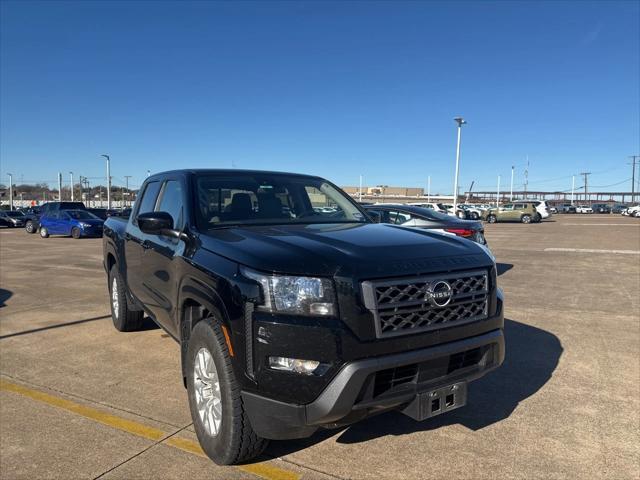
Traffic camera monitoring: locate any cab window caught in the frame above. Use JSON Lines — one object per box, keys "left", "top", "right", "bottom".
{"left": 136, "top": 181, "right": 162, "bottom": 220}
{"left": 156, "top": 180, "right": 184, "bottom": 230}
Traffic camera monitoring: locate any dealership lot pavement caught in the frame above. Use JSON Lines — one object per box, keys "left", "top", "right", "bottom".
{"left": 1, "top": 214, "right": 639, "bottom": 480}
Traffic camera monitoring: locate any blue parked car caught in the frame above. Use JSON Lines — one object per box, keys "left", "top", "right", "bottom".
{"left": 39, "top": 209, "right": 104, "bottom": 239}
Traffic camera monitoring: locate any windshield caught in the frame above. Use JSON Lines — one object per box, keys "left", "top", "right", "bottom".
{"left": 195, "top": 173, "right": 367, "bottom": 228}
{"left": 65, "top": 210, "right": 100, "bottom": 220}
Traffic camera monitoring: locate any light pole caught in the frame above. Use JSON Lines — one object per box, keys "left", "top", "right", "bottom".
{"left": 69, "top": 172, "right": 74, "bottom": 201}
{"left": 510, "top": 166, "right": 514, "bottom": 201}
{"left": 427, "top": 176, "right": 431, "bottom": 202}
{"left": 101, "top": 154, "right": 111, "bottom": 209}
{"left": 571, "top": 175, "right": 575, "bottom": 205}
{"left": 358, "top": 175, "right": 363, "bottom": 202}
{"left": 452, "top": 117, "right": 467, "bottom": 211}
{"left": 496, "top": 175, "right": 501, "bottom": 207}
{"left": 147, "top": 170, "right": 151, "bottom": 178}
{"left": 7, "top": 173, "right": 13, "bottom": 211}
{"left": 124, "top": 175, "right": 132, "bottom": 207}
{"left": 58, "top": 172, "right": 62, "bottom": 201}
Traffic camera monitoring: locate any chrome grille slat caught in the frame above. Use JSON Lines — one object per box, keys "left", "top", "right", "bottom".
{"left": 362, "top": 270, "right": 489, "bottom": 338}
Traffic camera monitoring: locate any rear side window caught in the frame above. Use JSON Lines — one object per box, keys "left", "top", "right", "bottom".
{"left": 136, "top": 181, "right": 162, "bottom": 218}
{"left": 156, "top": 180, "right": 184, "bottom": 230}
{"left": 514, "top": 203, "right": 525, "bottom": 209}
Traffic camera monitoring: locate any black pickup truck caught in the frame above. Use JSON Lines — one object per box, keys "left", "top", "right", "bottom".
{"left": 103, "top": 169, "right": 504, "bottom": 465}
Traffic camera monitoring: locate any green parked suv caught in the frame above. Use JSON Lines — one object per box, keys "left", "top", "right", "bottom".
{"left": 483, "top": 202, "right": 541, "bottom": 224}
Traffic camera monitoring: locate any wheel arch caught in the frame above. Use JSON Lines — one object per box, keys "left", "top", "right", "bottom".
{"left": 178, "top": 275, "right": 233, "bottom": 387}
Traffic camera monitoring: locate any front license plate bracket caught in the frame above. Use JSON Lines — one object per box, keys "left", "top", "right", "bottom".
{"left": 401, "top": 382, "right": 467, "bottom": 421}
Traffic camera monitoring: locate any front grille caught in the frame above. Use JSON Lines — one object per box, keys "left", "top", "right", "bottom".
{"left": 362, "top": 270, "right": 489, "bottom": 338}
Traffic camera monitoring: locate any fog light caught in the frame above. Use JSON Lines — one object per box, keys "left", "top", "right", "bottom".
{"left": 269, "top": 357, "right": 320, "bottom": 375}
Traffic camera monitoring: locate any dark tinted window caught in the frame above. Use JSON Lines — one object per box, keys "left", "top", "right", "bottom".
{"left": 156, "top": 180, "right": 184, "bottom": 230}
{"left": 195, "top": 174, "right": 365, "bottom": 228}
{"left": 65, "top": 210, "right": 100, "bottom": 220}
{"left": 136, "top": 181, "right": 161, "bottom": 218}
{"left": 59, "top": 202, "right": 86, "bottom": 210}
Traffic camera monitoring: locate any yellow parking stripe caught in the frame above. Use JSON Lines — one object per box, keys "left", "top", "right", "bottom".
{"left": 0, "top": 379, "right": 299, "bottom": 480}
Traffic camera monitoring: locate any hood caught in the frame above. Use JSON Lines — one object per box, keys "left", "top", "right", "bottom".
{"left": 199, "top": 222, "right": 493, "bottom": 278}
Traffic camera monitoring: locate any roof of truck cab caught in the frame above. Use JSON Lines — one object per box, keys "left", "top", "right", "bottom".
{"left": 146, "top": 169, "right": 324, "bottom": 181}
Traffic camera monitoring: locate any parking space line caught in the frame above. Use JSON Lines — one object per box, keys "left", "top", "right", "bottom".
{"left": 0, "top": 379, "right": 300, "bottom": 480}
{"left": 543, "top": 248, "right": 640, "bottom": 255}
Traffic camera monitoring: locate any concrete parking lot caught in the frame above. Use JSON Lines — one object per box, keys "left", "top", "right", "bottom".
{"left": 1, "top": 214, "right": 639, "bottom": 480}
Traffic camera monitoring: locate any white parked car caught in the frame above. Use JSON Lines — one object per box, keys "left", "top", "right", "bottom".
{"left": 622, "top": 205, "right": 640, "bottom": 217}
{"left": 549, "top": 206, "right": 558, "bottom": 214}
{"left": 406, "top": 202, "right": 466, "bottom": 218}
{"left": 459, "top": 204, "right": 485, "bottom": 220}
{"left": 521, "top": 199, "right": 551, "bottom": 219}
{"left": 532, "top": 200, "right": 551, "bottom": 219}
{"left": 576, "top": 205, "right": 594, "bottom": 214}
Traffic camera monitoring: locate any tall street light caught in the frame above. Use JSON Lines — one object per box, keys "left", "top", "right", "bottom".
{"left": 69, "top": 172, "right": 74, "bottom": 201}
{"left": 510, "top": 166, "right": 514, "bottom": 201}
{"left": 101, "top": 155, "right": 111, "bottom": 209}
{"left": 452, "top": 117, "right": 467, "bottom": 211}
{"left": 7, "top": 173, "right": 13, "bottom": 211}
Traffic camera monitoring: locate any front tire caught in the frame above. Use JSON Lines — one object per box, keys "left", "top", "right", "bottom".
{"left": 521, "top": 214, "right": 532, "bottom": 224}
{"left": 187, "top": 318, "right": 268, "bottom": 465}
{"left": 487, "top": 214, "right": 497, "bottom": 224}
{"left": 40, "top": 227, "right": 49, "bottom": 238}
{"left": 25, "top": 221, "right": 36, "bottom": 234}
{"left": 471, "top": 212, "right": 479, "bottom": 220}
{"left": 71, "top": 227, "right": 81, "bottom": 239}
{"left": 108, "top": 265, "right": 144, "bottom": 331}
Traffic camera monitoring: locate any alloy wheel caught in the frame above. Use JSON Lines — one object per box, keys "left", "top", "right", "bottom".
{"left": 194, "top": 347, "right": 222, "bottom": 437}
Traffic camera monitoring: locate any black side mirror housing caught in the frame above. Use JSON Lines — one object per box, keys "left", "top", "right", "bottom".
{"left": 138, "top": 211, "right": 174, "bottom": 235}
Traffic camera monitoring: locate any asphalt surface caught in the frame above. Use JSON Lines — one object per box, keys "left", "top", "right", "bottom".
{"left": 1, "top": 214, "right": 639, "bottom": 479}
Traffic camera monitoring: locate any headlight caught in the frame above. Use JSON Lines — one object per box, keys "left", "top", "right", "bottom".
{"left": 80, "top": 222, "right": 92, "bottom": 228}
{"left": 242, "top": 268, "right": 336, "bottom": 316}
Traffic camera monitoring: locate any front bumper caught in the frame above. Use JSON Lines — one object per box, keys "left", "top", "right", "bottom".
{"left": 81, "top": 226, "right": 104, "bottom": 237}
{"left": 242, "top": 328, "right": 504, "bottom": 440}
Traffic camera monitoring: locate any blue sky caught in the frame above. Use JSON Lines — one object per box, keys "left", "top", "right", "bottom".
{"left": 1, "top": 0, "right": 638, "bottom": 194}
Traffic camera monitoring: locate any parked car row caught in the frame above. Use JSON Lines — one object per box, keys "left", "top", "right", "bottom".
{"left": 408, "top": 200, "right": 554, "bottom": 221}
{"left": 551, "top": 203, "right": 632, "bottom": 214}
{"left": 0, "top": 201, "right": 132, "bottom": 238}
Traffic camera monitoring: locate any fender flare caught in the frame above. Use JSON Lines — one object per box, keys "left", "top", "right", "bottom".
{"left": 177, "top": 274, "right": 233, "bottom": 384}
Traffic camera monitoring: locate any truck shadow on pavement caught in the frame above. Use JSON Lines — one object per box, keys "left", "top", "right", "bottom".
{"left": 268, "top": 318, "right": 562, "bottom": 455}
{"left": 496, "top": 263, "right": 513, "bottom": 276}
{"left": 0, "top": 288, "right": 12, "bottom": 307}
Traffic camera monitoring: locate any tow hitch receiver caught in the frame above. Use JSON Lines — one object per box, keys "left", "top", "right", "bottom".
{"left": 402, "top": 382, "right": 467, "bottom": 421}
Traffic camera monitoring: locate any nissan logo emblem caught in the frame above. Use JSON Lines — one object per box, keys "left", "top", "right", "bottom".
{"left": 427, "top": 280, "right": 453, "bottom": 307}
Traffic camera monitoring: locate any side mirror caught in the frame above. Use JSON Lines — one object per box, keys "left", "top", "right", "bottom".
{"left": 138, "top": 211, "right": 174, "bottom": 235}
